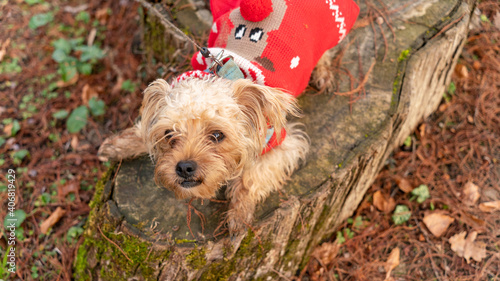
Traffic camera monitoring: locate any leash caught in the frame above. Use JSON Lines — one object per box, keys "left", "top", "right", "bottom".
{"left": 135, "top": 0, "right": 244, "bottom": 79}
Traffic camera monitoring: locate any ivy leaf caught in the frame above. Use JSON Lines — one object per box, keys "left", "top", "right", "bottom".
{"left": 66, "top": 106, "right": 88, "bottom": 133}
{"left": 25, "top": 0, "right": 43, "bottom": 5}
{"left": 67, "top": 226, "right": 84, "bottom": 242}
{"left": 11, "top": 120, "right": 21, "bottom": 136}
{"left": 392, "top": 205, "right": 411, "bottom": 225}
{"left": 412, "top": 184, "right": 430, "bottom": 203}
{"left": 403, "top": 136, "right": 412, "bottom": 147}
{"left": 336, "top": 231, "right": 346, "bottom": 244}
{"left": 121, "top": 80, "right": 136, "bottom": 93}
{"left": 29, "top": 13, "right": 54, "bottom": 30}
{"left": 52, "top": 38, "right": 72, "bottom": 54}
{"left": 52, "top": 49, "right": 69, "bottom": 63}
{"left": 12, "top": 149, "right": 29, "bottom": 160}
{"left": 58, "top": 62, "right": 78, "bottom": 82}
{"left": 4, "top": 210, "right": 27, "bottom": 228}
{"left": 75, "top": 45, "right": 105, "bottom": 62}
{"left": 77, "top": 62, "right": 92, "bottom": 75}
{"left": 52, "top": 110, "right": 69, "bottom": 120}
{"left": 88, "top": 97, "right": 106, "bottom": 117}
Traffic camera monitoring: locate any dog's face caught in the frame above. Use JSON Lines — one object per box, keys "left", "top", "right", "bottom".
{"left": 138, "top": 78, "right": 298, "bottom": 199}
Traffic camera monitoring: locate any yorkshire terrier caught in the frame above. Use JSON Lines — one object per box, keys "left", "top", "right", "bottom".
{"left": 97, "top": 0, "right": 359, "bottom": 234}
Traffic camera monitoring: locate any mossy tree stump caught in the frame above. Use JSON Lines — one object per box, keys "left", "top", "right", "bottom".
{"left": 75, "top": 0, "right": 476, "bottom": 279}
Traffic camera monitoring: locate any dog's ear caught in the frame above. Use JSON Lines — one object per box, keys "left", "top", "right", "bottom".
{"left": 232, "top": 79, "right": 300, "bottom": 142}
{"left": 140, "top": 79, "right": 171, "bottom": 115}
{"left": 138, "top": 79, "right": 171, "bottom": 149}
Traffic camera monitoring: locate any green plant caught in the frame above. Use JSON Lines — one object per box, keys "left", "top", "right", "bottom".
{"left": 75, "top": 11, "right": 90, "bottom": 23}
{"left": 121, "top": 80, "right": 137, "bottom": 93}
{"left": 66, "top": 106, "right": 88, "bottom": 133}
{"left": 392, "top": 205, "right": 411, "bottom": 225}
{"left": 11, "top": 149, "right": 29, "bottom": 165}
{"left": 51, "top": 38, "right": 105, "bottom": 82}
{"left": 63, "top": 96, "right": 106, "bottom": 133}
{"left": 88, "top": 97, "right": 105, "bottom": 116}
{"left": 67, "top": 226, "right": 84, "bottom": 243}
{"left": 3, "top": 210, "right": 27, "bottom": 239}
{"left": 411, "top": 184, "right": 430, "bottom": 203}
{"left": 403, "top": 136, "right": 412, "bottom": 147}
{"left": 0, "top": 58, "right": 22, "bottom": 74}
{"left": 29, "top": 12, "right": 53, "bottom": 29}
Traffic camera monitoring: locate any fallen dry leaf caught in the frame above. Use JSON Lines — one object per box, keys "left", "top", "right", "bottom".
{"left": 56, "top": 73, "right": 79, "bottom": 88}
{"left": 40, "top": 207, "right": 66, "bottom": 234}
{"left": 493, "top": 11, "right": 500, "bottom": 30}
{"left": 423, "top": 212, "right": 454, "bottom": 237}
{"left": 439, "top": 103, "right": 450, "bottom": 112}
{"left": 459, "top": 211, "right": 486, "bottom": 230}
{"left": 111, "top": 76, "right": 125, "bottom": 94}
{"left": 384, "top": 247, "right": 400, "bottom": 281}
{"left": 0, "top": 38, "right": 11, "bottom": 62}
{"left": 312, "top": 242, "right": 339, "bottom": 266}
{"left": 3, "top": 123, "right": 12, "bottom": 135}
{"left": 373, "top": 191, "right": 396, "bottom": 213}
{"left": 462, "top": 182, "right": 480, "bottom": 206}
{"left": 419, "top": 123, "right": 426, "bottom": 138}
{"left": 71, "top": 135, "right": 79, "bottom": 150}
{"left": 81, "top": 84, "right": 98, "bottom": 105}
{"left": 87, "top": 28, "right": 97, "bottom": 46}
{"left": 395, "top": 177, "right": 413, "bottom": 193}
{"left": 96, "top": 7, "right": 110, "bottom": 24}
{"left": 454, "top": 63, "right": 469, "bottom": 79}
{"left": 479, "top": 201, "right": 500, "bottom": 213}
{"left": 449, "top": 231, "right": 487, "bottom": 263}
{"left": 58, "top": 182, "right": 79, "bottom": 199}
{"left": 472, "top": 60, "right": 481, "bottom": 70}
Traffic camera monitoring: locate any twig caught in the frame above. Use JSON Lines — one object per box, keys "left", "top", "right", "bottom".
{"left": 268, "top": 267, "right": 293, "bottom": 281}
{"left": 332, "top": 61, "right": 376, "bottom": 97}
{"left": 185, "top": 197, "right": 196, "bottom": 239}
{"left": 144, "top": 246, "right": 154, "bottom": 262}
{"left": 431, "top": 14, "right": 466, "bottom": 40}
{"left": 97, "top": 225, "right": 133, "bottom": 263}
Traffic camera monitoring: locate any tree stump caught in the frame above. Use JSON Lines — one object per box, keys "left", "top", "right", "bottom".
{"left": 74, "top": 0, "right": 476, "bottom": 280}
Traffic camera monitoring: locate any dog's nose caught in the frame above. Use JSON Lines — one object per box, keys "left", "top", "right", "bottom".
{"left": 176, "top": 160, "right": 197, "bottom": 179}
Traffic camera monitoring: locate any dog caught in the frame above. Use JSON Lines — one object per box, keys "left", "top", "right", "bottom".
{"left": 98, "top": 0, "right": 359, "bottom": 235}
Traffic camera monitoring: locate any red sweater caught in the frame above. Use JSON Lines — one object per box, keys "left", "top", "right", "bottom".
{"left": 190, "top": 0, "right": 360, "bottom": 97}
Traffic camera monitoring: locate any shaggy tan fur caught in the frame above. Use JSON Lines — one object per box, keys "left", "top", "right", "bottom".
{"left": 98, "top": 77, "right": 311, "bottom": 234}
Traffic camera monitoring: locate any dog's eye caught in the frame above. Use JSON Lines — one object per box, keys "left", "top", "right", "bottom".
{"left": 165, "top": 130, "right": 173, "bottom": 139}
{"left": 210, "top": 131, "right": 225, "bottom": 143}
{"left": 165, "top": 130, "right": 177, "bottom": 146}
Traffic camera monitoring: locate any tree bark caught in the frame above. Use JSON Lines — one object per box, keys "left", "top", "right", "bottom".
{"left": 74, "top": 0, "right": 476, "bottom": 280}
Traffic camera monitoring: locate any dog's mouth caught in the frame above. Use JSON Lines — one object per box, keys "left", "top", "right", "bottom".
{"left": 180, "top": 179, "right": 202, "bottom": 188}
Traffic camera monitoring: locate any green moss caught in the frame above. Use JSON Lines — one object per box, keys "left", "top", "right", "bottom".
{"left": 74, "top": 244, "right": 90, "bottom": 280}
{"left": 74, "top": 165, "right": 170, "bottom": 280}
{"left": 74, "top": 167, "right": 115, "bottom": 280}
{"left": 200, "top": 260, "right": 234, "bottom": 281}
{"left": 186, "top": 245, "right": 207, "bottom": 270}
{"left": 391, "top": 48, "right": 412, "bottom": 109}
{"left": 199, "top": 229, "right": 272, "bottom": 280}
{"left": 397, "top": 48, "right": 411, "bottom": 62}
{"left": 175, "top": 238, "right": 197, "bottom": 244}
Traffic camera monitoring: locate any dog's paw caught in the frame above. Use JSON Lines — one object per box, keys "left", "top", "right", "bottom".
{"left": 97, "top": 137, "right": 120, "bottom": 162}
{"left": 311, "top": 66, "right": 336, "bottom": 92}
{"left": 226, "top": 210, "right": 253, "bottom": 238}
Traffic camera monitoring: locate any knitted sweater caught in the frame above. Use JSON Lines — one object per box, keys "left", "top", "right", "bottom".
{"left": 189, "top": 0, "right": 360, "bottom": 97}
